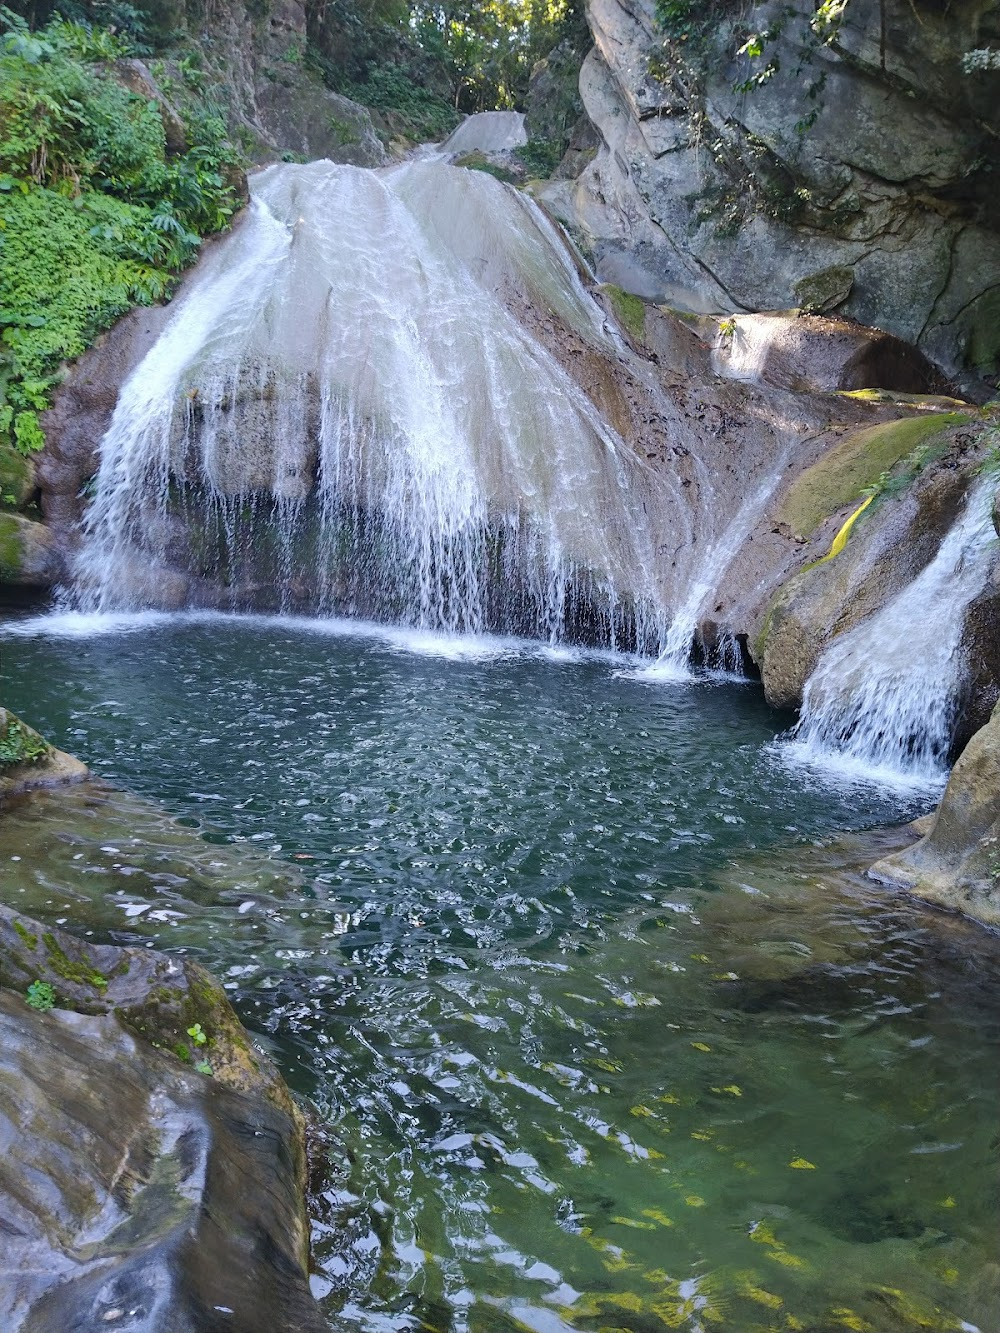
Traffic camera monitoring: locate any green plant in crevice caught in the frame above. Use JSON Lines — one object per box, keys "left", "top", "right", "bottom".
{"left": 25, "top": 979, "right": 56, "bottom": 1011}
{"left": 186, "top": 1021, "right": 208, "bottom": 1046}
{"left": 0, "top": 716, "right": 50, "bottom": 766}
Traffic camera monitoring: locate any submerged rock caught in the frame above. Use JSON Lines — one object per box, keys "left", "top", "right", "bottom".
{"left": 0, "top": 707, "right": 87, "bottom": 801}
{"left": 0, "top": 908, "right": 327, "bottom": 1332}
{"left": 870, "top": 709, "right": 1000, "bottom": 927}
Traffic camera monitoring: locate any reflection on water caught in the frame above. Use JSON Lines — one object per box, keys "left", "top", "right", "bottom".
{"left": 0, "top": 617, "right": 997, "bottom": 1333}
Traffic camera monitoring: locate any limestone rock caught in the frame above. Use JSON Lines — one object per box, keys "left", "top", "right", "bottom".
{"left": 0, "top": 708, "right": 88, "bottom": 801}
{"left": 870, "top": 709, "right": 1000, "bottom": 926}
{"left": 0, "top": 909, "right": 327, "bottom": 1333}
{"left": 544, "top": 0, "right": 1000, "bottom": 384}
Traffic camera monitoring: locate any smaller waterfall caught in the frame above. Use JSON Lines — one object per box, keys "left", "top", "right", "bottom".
{"left": 790, "top": 475, "right": 998, "bottom": 785}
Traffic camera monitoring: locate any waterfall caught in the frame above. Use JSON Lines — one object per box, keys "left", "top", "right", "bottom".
{"left": 790, "top": 475, "right": 998, "bottom": 786}
{"left": 73, "top": 158, "right": 686, "bottom": 651}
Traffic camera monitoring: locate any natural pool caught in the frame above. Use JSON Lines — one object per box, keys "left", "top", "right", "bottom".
{"left": 1, "top": 613, "right": 998, "bottom": 1333}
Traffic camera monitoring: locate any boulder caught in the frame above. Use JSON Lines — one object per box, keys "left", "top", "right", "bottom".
{"left": 0, "top": 513, "right": 63, "bottom": 589}
{"left": 0, "top": 708, "right": 88, "bottom": 801}
{"left": 0, "top": 908, "right": 328, "bottom": 1333}
{"left": 712, "top": 313, "right": 949, "bottom": 395}
{"left": 113, "top": 58, "right": 188, "bottom": 155}
{"left": 870, "top": 708, "right": 1000, "bottom": 926}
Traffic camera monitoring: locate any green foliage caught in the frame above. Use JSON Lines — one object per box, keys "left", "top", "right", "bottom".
{"left": 25, "top": 979, "right": 56, "bottom": 1010}
{"left": 338, "top": 60, "right": 459, "bottom": 140}
{"left": 0, "top": 715, "right": 50, "bottom": 766}
{"left": 514, "top": 136, "right": 562, "bottom": 177}
{"left": 0, "top": 9, "right": 243, "bottom": 456}
{"left": 186, "top": 1020, "right": 208, "bottom": 1045}
{"left": 312, "top": 0, "right": 584, "bottom": 132}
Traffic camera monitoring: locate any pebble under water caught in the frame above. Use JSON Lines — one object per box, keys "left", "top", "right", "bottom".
{"left": 1, "top": 613, "right": 998, "bottom": 1333}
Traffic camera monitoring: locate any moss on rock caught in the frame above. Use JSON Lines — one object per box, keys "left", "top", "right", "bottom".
{"left": 599, "top": 285, "right": 648, "bottom": 344}
{"left": 778, "top": 412, "right": 969, "bottom": 538}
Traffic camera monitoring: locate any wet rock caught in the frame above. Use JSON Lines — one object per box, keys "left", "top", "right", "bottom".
{"left": 0, "top": 909, "right": 327, "bottom": 1333}
{"left": 754, "top": 422, "right": 992, "bottom": 711}
{"left": 870, "top": 708, "right": 1000, "bottom": 927}
{"left": 0, "top": 512, "right": 63, "bottom": 589}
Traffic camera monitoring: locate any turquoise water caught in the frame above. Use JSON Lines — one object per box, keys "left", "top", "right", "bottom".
{"left": 1, "top": 613, "right": 998, "bottom": 1333}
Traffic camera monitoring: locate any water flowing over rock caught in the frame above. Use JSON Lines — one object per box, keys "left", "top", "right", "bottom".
{"left": 72, "top": 157, "right": 827, "bottom": 653}
{"left": 790, "top": 474, "right": 1000, "bottom": 786}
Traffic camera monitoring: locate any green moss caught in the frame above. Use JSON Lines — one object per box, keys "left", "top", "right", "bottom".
{"left": 454, "top": 152, "right": 517, "bottom": 183}
{"left": 41, "top": 931, "right": 109, "bottom": 991}
{"left": 600, "top": 285, "right": 648, "bottom": 343}
{"left": 0, "top": 713, "right": 51, "bottom": 769}
{"left": 12, "top": 919, "right": 38, "bottom": 950}
{"left": 0, "top": 445, "right": 33, "bottom": 509}
{"left": 778, "top": 413, "right": 970, "bottom": 538}
{"left": 173, "top": 1042, "right": 192, "bottom": 1062}
{"left": 0, "top": 514, "right": 25, "bottom": 582}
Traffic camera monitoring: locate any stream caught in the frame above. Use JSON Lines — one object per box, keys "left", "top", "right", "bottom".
{"left": 2, "top": 611, "right": 998, "bottom": 1333}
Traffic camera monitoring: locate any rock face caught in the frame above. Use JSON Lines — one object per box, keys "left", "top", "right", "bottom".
{"left": 542, "top": 0, "right": 1000, "bottom": 388}
{"left": 134, "top": 0, "right": 386, "bottom": 166}
{"left": 0, "top": 908, "right": 328, "bottom": 1333}
{"left": 870, "top": 708, "right": 1000, "bottom": 926}
{"left": 0, "top": 708, "right": 88, "bottom": 801}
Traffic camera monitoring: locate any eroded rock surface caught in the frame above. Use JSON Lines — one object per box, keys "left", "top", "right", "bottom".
{"left": 0, "top": 909, "right": 327, "bottom": 1333}
{"left": 871, "top": 708, "right": 1000, "bottom": 926}
{"left": 543, "top": 0, "right": 1000, "bottom": 388}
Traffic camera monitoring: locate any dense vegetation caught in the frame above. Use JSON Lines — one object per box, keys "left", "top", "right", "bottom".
{"left": 0, "top": 0, "right": 582, "bottom": 466}
{"left": 0, "top": 8, "right": 243, "bottom": 459}
{"left": 309, "top": 0, "right": 585, "bottom": 134}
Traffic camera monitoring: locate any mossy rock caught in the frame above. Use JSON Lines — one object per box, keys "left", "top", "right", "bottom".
{"left": 598, "top": 284, "right": 648, "bottom": 344}
{"left": 778, "top": 412, "right": 970, "bottom": 538}
{"left": 793, "top": 264, "right": 854, "bottom": 314}
{"left": 0, "top": 511, "right": 61, "bottom": 586}
{"left": 453, "top": 151, "right": 519, "bottom": 183}
{"left": 0, "top": 904, "right": 295, "bottom": 1121}
{"left": 0, "top": 444, "right": 35, "bottom": 510}
{"left": 0, "top": 706, "right": 87, "bottom": 799}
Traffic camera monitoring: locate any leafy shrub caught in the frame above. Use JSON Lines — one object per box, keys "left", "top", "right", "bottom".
{"left": 0, "top": 8, "right": 243, "bottom": 456}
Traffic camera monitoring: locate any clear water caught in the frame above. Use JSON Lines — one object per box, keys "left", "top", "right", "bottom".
{"left": 1, "top": 613, "right": 998, "bottom": 1333}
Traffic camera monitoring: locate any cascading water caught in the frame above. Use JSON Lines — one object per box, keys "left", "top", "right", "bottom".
{"left": 790, "top": 474, "right": 998, "bottom": 785}
{"left": 72, "top": 158, "right": 692, "bottom": 651}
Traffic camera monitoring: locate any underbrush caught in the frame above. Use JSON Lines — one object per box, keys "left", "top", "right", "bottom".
{"left": 0, "top": 9, "right": 243, "bottom": 457}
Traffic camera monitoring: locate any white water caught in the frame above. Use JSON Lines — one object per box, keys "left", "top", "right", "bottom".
{"left": 74, "top": 158, "right": 689, "bottom": 650}
{"left": 790, "top": 475, "right": 998, "bottom": 786}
